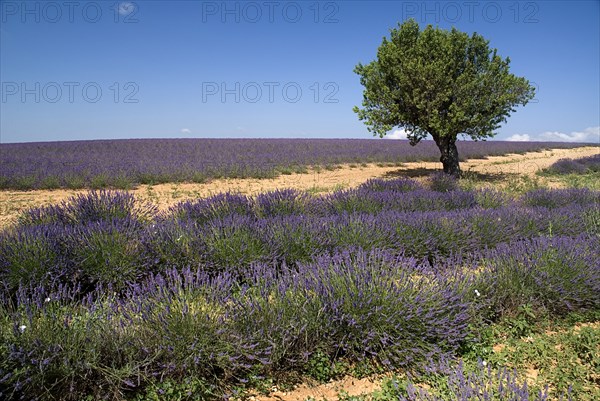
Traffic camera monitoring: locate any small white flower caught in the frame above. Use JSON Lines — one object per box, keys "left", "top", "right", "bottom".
{"left": 482, "top": 360, "right": 487, "bottom": 367}
{"left": 45, "top": 297, "right": 51, "bottom": 303}
{"left": 474, "top": 289, "right": 481, "bottom": 297}
{"left": 18, "top": 325, "right": 26, "bottom": 333}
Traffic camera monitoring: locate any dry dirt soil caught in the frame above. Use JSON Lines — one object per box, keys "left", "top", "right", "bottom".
{"left": 0, "top": 145, "right": 598, "bottom": 400}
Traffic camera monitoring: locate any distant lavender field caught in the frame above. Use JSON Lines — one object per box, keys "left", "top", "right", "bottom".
{"left": 0, "top": 138, "right": 589, "bottom": 189}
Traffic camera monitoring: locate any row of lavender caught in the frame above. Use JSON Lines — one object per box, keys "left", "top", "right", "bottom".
{"left": 545, "top": 153, "right": 600, "bottom": 174}
{"left": 0, "top": 138, "right": 589, "bottom": 189}
{"left": 1, "top": 179, "right": 599, "bottom": 399}
{"left": 4, "top": 237, "right": 597, "bottom": 400}
{"left": 2, "top": 179, "right": 598, "bottom": 294}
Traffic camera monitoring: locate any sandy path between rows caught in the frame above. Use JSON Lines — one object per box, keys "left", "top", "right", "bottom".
{"left": 1, "top": 146, "right": 597, "bottom": 230}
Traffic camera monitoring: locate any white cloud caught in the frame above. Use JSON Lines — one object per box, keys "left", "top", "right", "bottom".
{"left": 181, "top": 128, "right": 191, "bottom": 134}
{"left": 386, "top": 128, "right": 409, "bottom": 139}
{"left": 117, "top": 2, "right": 135, "bottom": 16}
{"left": 508, "top": 127, "right": 599, "bottom": 143}
{"left": 538, "top": 126, "right": 599, "bottom": 142}
{"left": 507, "top": 134, "right": 531, "bottom": 142}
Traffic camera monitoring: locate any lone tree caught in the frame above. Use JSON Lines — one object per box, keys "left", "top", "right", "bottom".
{"left": 354, "top": 19, "right": 535, "bottom": 176}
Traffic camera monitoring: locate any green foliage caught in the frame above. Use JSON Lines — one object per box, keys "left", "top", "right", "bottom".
{"left": 328, "top": 218, "right": 389, "bottom": 251}
{"left": 0, "top": 230, "right": 59, "bottom": 290}
{"left": 204, "top": 225, "right": 269, "bottom": 270}
{"left": 143, "top": 222, "right": 206, "bottom": 271}
{"left": 491, "top": 323, "right": 600, "bottom": 399}
{"left": 238, "top": 367, "right": 277, "bottom": 396}
{"left": 13, "top": 175, "right": 37, "bottom": 190}
{"left": 541, "top": 171, "right": 600, "bottom": 190}
{"left": 306, "top": 349, "right": 347, "bottom": 383}
{"left": 278, "top": 166, "right": 294, "bottom": 175}
{"left": 90, "top": 174, "right": 110, "bottom": 189}
{"left": 0, "top": 296, "right": 142, "bottom": 401}
{"left": 564, "top": 172, "right": 600, "bottom": 190}
{"left": 505, "top": 303, "right": 537, "bottom": 337}
{"left": 65, "top": 174, "right": 86, "bottom": 189}
{"left": 130, "top": 377, "right": 218, "bottom": 401}
{"left": 479, "top": 243, "right": 600, "bottom": 317}
{"left": 329, "top": 193, "right": 381, "bottom": 214}
{"left": 268, "top": 222, "right": 322, "bottom": 265}
{"left": 354, "top": 19, "right": 535, "bottom": 175}
{"left": 340, "top": 311, "right": 600, "bottom": 401}
{"left": 70, "top": 224, "right": 143, "bottom": 290}
{"left": 505, "top": 175, "right": 545, "bottom": 194}
{"left": 40, "top": 175, "right": 62, "bottom": 190}
{"left": 354, "top": 19, "right": 535, "bottom": 142}
{"left": 473, "top": 189, "right": 509, "bottom": 209}
{"left": 583, "top": 208, "right": 600, "bottom": 236}
{"left": 457, "top": 321, "right": 497, "bottom": 362}
{"left": 350, "top": 360, "right": 386, "bottom": 379}
{"left": 112, "top": 174, "right": 134, "bottom": 190}
{"left": 190, "top": 171, "right": 207, "bottom": 183}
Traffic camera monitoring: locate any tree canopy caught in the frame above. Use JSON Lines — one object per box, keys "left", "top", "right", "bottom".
{"left": 354, "top": 19, "right": 535, "bottom": 176}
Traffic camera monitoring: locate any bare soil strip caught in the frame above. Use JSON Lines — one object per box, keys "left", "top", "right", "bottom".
{"left": 245, "top": 375, "right": 386, "bottom": 401}
{"left": 1, "top": 146, "right": 597, "bottom": 230}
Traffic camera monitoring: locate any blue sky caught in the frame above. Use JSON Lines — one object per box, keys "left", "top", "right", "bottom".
{"left": 1, "top": 0, "right": 599, "bottom": 143}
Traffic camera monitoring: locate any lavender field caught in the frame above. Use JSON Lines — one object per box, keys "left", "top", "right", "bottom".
{"left": 1, "top": 174, "right": 599, "bottom": 400}
{"left": 0, "top": 139, "right": 589, "bottom": 189}
{"left": 545, "top": 153, "right": 600, "bottom": 175}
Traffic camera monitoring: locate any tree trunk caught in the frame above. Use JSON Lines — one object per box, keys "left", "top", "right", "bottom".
{"left": 434, "top": 136, "right": 461, "bottom": 177}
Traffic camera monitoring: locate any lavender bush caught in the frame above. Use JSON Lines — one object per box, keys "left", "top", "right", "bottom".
{"left": 520, "top": 188, "right": 599, "bottom": 208}
{"left": 395, "top": 361, "right": 555, "bottom": 401}
{"left": 0, "top": 224, "right": 64, "bottom": 292}
{"left": 546, "top": 153, "right": 600, "bottom": 175}
{"left": 427, "top": 171, "right": 460, "bottom": 192}
{"left": 2, "top": 185, "right": 598, "bottom": 296}
{"left": 475, "top": 235, "right": 600, "bottom": 316}
{"left": 18, "top": 190, "right": 157, "bottom": 227}
{"left": 168, "top": 192, "right": 253, "bottom": 224}
{"left": 231, "top": 250, "right": 470, "bottom": 371}
{"left": 254, "top": 189, "right": 311, "bottom": 217}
